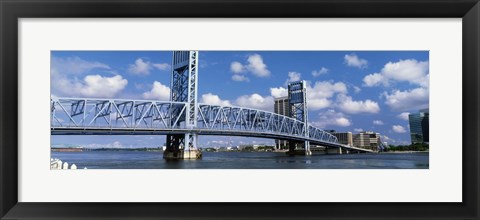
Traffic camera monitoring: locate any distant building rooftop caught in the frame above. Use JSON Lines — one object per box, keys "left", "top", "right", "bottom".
{"left": 419, "top": 108, "right": 429, "bottom": 113}
{"left": 274, "top": 96, "right": 288, "bottom": 101}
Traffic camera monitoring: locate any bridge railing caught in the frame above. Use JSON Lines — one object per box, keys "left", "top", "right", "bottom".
{"left": 51, "top": 98, "right": 338, "bottom": 144}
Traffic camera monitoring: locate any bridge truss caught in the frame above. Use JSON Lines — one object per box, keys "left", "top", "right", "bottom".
{"left": 50, "top": 98, "right": 373, "bottom": 153}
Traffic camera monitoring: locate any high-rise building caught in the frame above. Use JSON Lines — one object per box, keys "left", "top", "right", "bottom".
{"left": 274, "top": 96, "right": 290, "bottom": 149}
{"left": 409, "top": 109, "right": 429, "bottom": 144}
{"left": 332, "top": 132, "right": 353, "bottom": 147}
{"left": 353, "top": 131, "right": 380, "bottom": 150}
{"left": 274, "top": 96, "right": 290, "bottom": 116}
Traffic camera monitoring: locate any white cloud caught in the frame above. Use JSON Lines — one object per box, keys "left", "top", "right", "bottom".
{"left": 344, "top": 54, "right": 368, "bottom": 69}
{"left": 373, "top": 120, "right": 384, "bottom": 125}
{"left": 128, "top": 58, "right": 151, "bottom": 75}
{"left": 382, "top": 59, "right": 429, "bottom": 85}
{"left": 307, "top": 81, "right": 348, "bottom": 111}
{"left": 51, "top": 56, "right": 110, "bottom": 76}
{"left": 270, "top": 87, "right": 288, "bottom": 98}
{"left": 363, "top": 73, "right": 385, "bottom": 87}
{"left": 308, "top": 81, "right": 348, "bottom": 99}
{"left": 354, "top": 128, "right": 364, "bottom": 132}
{"left": 235, "top": 93, "right": 274, "bottom": 111}
{"left": 381, "top": 135, "right": 394, "bottom": 142}
{"left": 247, "top": 54, "right": 270, "bottom": 77}
{"left": 312, "top": 110, "right": 351, "bottom": 128}
{"left": 142, "top": 81, "right": 170, "bottom": 101}
{"left": 79, "top": 75, "right": 128, "bottom": 98}
{"left": 201, "top": 93, "right": 232, "bottom": 106}
{"left": 152, "top": 63, "right": 170, "bottom": 71}
{"left": 312, "top": 67, "right": 329, "bottom": 77}
{"left": 51, "top": 57, "right": 127, "bottom": 98}
{"left": 417, "top": 74, "right": 430, "bottom": 88}
{"left": 383, "top": 87, "right": 429, "bottom": 111}
{"left": 285, "top": 71, "right": 301, "bottom": 86}
{"left": 230, "top": 61, "right": 244, "bottom": 73}
{"left": 53, "top": 74, "right": 127, "bottom": 98}
{"left": 308, "top": 98, "right": 332, "bottom": 111}
{"left": 334, "top": 118, "right": 351, "bottom": 127}
{"left": 232, "top": 74, "right": 249, "bottom": 82}
{"left": 380, "top": 135, "right": 397, "bottom": 145}
{"left": 230, "top": 61, "right": 250, "bottom": 82}
{"left": 128, "top": 58, "right": 170, "bottom": 75}
{"left": 363, "top": 59, "right": 429, "bottom": 87}
{"left": 392, "top": 125, "right": 407, "bottom": 133}
{"left": 336, "top": 94, "right": 380, "bottom": 114}
{"left": 397, "top": 112, "right": 410, "bottom": 120}
{"left": 364, "top": 59, "right": 429, "bottom": 111}
{"left": 353, "top": 86, "right": 361, "bottom": 93}
{"left": 230, "top": 54, "right": 271, "bottom": 78}
{"left": 380, "top": 135, "right": 409, "bottom": 146}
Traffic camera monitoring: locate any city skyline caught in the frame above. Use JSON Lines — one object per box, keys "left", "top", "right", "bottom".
{"left": 51, "top": 51, "right": 429, "bottom": 148}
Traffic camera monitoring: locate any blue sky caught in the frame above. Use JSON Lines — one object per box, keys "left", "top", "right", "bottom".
{"left": 51, "top": 51, "right": 429, "bottom": 148}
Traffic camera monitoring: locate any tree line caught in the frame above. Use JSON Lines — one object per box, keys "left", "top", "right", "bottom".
{"left": 384, "top": 143, "right": 429, "bottom": 152}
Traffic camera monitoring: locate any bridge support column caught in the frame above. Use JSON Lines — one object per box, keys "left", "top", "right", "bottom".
{"left": 326, "top": 147, "right": 343, "bottom": 155}
{"left": 304, "top": 141, "right": 312, "bottom": 155}
{"left": 287, "top": 81, "right": 311, "bottom": 156}
{"left": 163, "top": 51, "right": 202, "bottom": 160}
{"left": 163, "top": 134, "right": 202, "bottom": 160}
{"left": 287, "top": 141, "right": 311, "bottom": 156}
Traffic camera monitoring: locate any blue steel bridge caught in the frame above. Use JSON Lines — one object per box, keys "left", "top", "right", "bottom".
{"left": 51, "top": 51, "right": 374, "bottom": 159}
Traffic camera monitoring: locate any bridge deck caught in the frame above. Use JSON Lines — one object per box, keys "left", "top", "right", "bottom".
{"left": 51, "top": 98, "right": 374, "bottom": 153}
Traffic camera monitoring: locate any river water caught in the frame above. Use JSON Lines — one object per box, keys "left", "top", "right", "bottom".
{"left": 51, "top": 151, "right": 429, "bottom": 169}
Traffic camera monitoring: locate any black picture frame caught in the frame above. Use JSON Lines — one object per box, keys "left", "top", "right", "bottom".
{"left": 1, "top": 0, "right": 479, "bottom": 219}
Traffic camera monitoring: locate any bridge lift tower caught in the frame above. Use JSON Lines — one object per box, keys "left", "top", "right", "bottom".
{"left": 163, "top": 51, "right": 202, "bottom": 159}
{"left": 287, "top": 80, "right": 312, "bottom": 156}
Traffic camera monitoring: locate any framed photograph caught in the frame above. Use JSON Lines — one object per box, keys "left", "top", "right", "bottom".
{"left": 1, "top": 0, "right": 479, "bottom": 219}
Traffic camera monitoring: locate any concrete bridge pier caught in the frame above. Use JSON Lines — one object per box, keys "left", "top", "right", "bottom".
{"left": 325, "top": 147, "right": 343, "bottom": 155}
{"left": 287, "top": 141, "right": 312, "bottom": 156}
{"left": 163, "top": 134, "right": 202, "bottom": 160}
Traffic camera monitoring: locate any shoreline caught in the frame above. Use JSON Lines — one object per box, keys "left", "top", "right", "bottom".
{"left": 51, "top": 149, "right": 429, "bottom": 154}
{"left": 381, "top": 151, "right": 429, "bottom": 154}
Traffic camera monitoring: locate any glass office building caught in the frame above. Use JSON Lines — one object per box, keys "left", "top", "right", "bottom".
{"left": 408, "top": 109, "right": 429, "bottom": 144}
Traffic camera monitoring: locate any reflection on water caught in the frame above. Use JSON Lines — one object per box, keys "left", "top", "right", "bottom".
{"left": 51, "top": 151, "right": 429, "bottom": 169}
